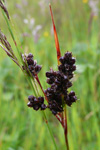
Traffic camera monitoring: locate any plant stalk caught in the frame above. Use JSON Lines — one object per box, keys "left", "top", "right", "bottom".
{"left": 32, "top": 76, "right": 58, "bottom": 150}
{"left": 63, "top": 107, "right": 69, "bottom": 150}
{"left": 42, "top": 111, "right": 58, "bottom": 150}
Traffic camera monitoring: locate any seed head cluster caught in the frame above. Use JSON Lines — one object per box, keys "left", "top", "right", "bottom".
{"left": 44, "top": 52, "right": 77, "bottom": 115}
{"left": 22, "top": 53, "right": 42, "bottom": 77}
{"left": 27, "top": 95, "right": 47, "bottom": 111}
{"left": 27, "top": 52, "right": 77, "bottom": 115}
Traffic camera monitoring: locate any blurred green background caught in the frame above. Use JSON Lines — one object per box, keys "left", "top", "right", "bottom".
{"left": 0, "top": 0, "right": 100, "bottom": 150}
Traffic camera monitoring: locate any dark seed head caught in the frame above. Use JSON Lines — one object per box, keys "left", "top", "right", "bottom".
{"left": 58, "top": 64, "right": 65, "bottom": 72}
{"left": 27, "top": 102, "right": 33, "bottom": 107}
{"left": 69, "top": 57, "right": 76, "bottom": 65}
{"left": 46, "top": 72, "right": 53, "bottom": 78}
{"left": 70, "top": 65, "right": 76, "bottom": 71}
{"left": 33, "top": 105, "right": 40, "bottom": 111}
{"left": 28, "top": 65, "right": 34, "bottom": 71}
{"left": 41, "top": 104, "right": 47, "bottom": 110}
{"left": 27, "top": 58, "right": 34, "bottom": 65}
{"left": 27, "top": 53, "right": 33, "bottom": 58}
{"left": 52, "top": 110, "right": 57, "bottom": 115}
{"left": 59, "top": 56, "right": 64, "bottom": 64}
{"left": 35, "top": 65, "right": 42, "bottom": 73}
{"left": 71, "top": 96, "right": 77, "bottom": 102}
{"left": 64, "top": 52, "right": 72, "bottom": 59}
{"left": 47, "top": 78, "right": 54, "bottom": 84}
{"left": 68, "top": 73, "right": 73, "bottom": 79}
{"left": 28, "top": 95, "right": 35, "bottom": 102}
{"left": 38, "top": 97, "right": 44, "bottom": 104}
{"left": 67, "top": 81, "right": 72, "bottom": 88}
{"left": 69, "top": 91, "right": 75, "bottom": 96}
{"left": 33, "top": 97, "right": 39, "bottom": 104}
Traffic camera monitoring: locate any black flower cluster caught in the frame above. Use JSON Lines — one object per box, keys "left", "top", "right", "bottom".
{"left": 45, "top": 52, "right": 77, "bottom": 115}
{"left": 27, "top": 95, "right": 47, "bottom": 111}
{"left": 22, "top": 53, "right": 42, "bottom": 77}
{"left": 58, "top": 52, "right": 76, "bottom": 79}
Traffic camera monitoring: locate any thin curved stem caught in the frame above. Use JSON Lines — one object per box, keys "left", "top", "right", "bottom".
{"left": 42, "top": 111, "right": 58, "bottom": 150}
{"left": 63, "top": 107, "right": 69, "bottom": 150}
{"left": 35, "top": 75, "right": 48, "bottom": 102}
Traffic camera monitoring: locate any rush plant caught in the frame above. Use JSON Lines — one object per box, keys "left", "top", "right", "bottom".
{"left": 0, "top": 1, "right": 78, "bottom": 150}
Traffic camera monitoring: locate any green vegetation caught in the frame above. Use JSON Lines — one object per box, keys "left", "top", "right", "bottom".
{"left": 0, "top": 0, "right": 100, "bottom": 150}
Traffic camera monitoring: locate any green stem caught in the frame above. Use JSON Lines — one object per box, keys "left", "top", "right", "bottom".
{"left": 63, "top": 107, "right": 69, "bottom": 150}
{"left": 27, "top": 77, "right": 37, "bottom": 97}
{"left": 42, "top": 111, "right": 58, "bottom": 150}
{"left": 2, "top": 10, "right": 23, "bottom": 64}
{"left": 33, "top": 78, "right": 40, "bottom": 96}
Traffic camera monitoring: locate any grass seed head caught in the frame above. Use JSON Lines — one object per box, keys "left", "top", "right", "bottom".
{"left": 27, "top": 96, "right": 47, "bottom": 111}
{"left": 0, "top": 0, "right": 10, "bottom": 19}
{"left": 22, "top": 53, "right": 42, "bottom": 77}
{"left": 45, "top": 52, "right": 77, "bottom": 115}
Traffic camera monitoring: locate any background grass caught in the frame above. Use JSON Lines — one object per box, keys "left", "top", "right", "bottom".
{"left": 0, "top": 0, "right": 100, "bottom": 150}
